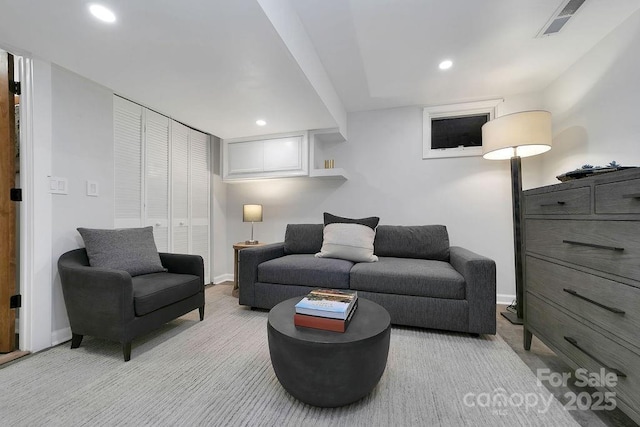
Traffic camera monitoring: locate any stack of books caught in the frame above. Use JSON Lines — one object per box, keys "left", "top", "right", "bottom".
{"left": 294, "top": 288, "right": 358, "bottom": 333}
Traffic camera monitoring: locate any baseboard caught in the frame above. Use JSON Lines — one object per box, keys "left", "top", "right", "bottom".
{"left": 51, "top": 327, "right": 72, "bottom": 347}
{"left": 497, "top": 293, "right": 516, "bottom": 306}
{"left": 213, "top": 273, "right": 233, "bottom": 284}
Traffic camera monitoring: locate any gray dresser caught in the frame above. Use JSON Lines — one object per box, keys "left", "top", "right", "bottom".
{"left": 523, "top": 168, "right": 640, "bottom": 423}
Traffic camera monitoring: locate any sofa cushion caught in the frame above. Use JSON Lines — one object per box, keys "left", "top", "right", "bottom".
{"left": 349, "top": 257, "right": 465, "bottom": 299}
{"left": 258, "top": 254, "right": 353, "bottom": 289}
{"left": 77, "top": 226, "right": 166, "bottom": 276}
{"left": 374, "top": 225, "right": 450, "bottom": 261}
{"left": 132, "top": 272, "right": 201, "bottom": 316}
{"left": 316, "top": 223, "right": 379, "bottom": 263}
{"left": 284, "top": 224, "right": 324, "bottom": 255}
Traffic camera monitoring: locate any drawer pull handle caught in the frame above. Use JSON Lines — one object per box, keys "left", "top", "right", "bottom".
{"left": 564, "top": 336, "right": 627, "bottom": 378}
{"left": 622, "top": 193, "right": 640, "bottom": 199}
{"left": 562, "top": 240, "right": 624, "bottom": 251}
{"left": 540, "top": 201, "right": 566, "bottom": 207}
{"left": 563, "top": 288, "right": 625, "bottom": 314}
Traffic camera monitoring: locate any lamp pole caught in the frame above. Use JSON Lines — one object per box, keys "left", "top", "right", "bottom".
{"left": 504, "top": 154, "right": 524, "bottom": 324}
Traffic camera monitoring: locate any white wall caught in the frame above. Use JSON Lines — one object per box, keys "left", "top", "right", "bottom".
{"left": 541, "top": 8, "right": 640, "bottom": 184}
{"left": 225, "top": 94, "right": 544, "bottom": 302}
{"left": 50, "top": 65, "right": 114, "bottom": 342}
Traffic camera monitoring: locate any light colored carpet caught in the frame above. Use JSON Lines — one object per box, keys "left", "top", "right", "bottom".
{"left": 0, "top": 284, "right": 578, "bottom": 426}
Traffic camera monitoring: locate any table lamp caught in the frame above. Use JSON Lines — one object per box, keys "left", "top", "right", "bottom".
{"left": 243, "top": 204, "right": 263, "bottom": 244}
{"left": 481, "top": 110, "right": 552, "bottom": 324}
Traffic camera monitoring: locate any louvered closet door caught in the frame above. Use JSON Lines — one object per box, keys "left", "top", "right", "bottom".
{"left": 190, "top": 129, "right": 211, "bottom": 282}
{"left": 171, "top": 122, "right": 190, "bottom": 255}
{"left": 144, "top": 110, "right": 170, "bottom": 252}
{"left": 114, "top": 97, "right": 143, "bottom": 228}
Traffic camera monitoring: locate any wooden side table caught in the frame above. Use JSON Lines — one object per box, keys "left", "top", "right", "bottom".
{"left": 233, "top": 242, "right": 266, "bottom": 297}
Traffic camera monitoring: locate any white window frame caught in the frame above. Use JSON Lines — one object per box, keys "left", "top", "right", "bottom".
{"left": 422, "top": 99, "right": 502, "bottom": 159}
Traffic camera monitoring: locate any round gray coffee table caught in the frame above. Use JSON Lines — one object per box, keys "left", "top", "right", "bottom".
{"left": 267, "top": 297, "right": 391, "bottom": 407}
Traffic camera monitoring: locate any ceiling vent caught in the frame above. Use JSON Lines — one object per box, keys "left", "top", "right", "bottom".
{"left": 536, "top": 0, "right": 587, "bottom": 37}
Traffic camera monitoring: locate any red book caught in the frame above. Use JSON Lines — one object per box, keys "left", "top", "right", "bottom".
{"left": 294, "top": 300, "right": 357, "bottom": 333}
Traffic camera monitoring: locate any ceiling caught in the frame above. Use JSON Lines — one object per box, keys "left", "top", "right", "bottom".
{"left": 1, "top": 0, "right": 639, "bottom": 139}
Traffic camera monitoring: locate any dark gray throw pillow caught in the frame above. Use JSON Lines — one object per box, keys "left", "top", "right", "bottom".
{"left": 323, "top": 212, "right": 380, "bottom": 230}
{"left": 77, "top": 226, "right": 166, "bottom": 276}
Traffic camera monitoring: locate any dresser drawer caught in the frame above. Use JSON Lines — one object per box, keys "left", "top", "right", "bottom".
{"left": 525, "top": 219, "right": 640, "bottom": 281}
{"left": 526, "top": 256, "right": 640, "bottom": 348}
{"left": 525, "top": 187, "right": 591, "bottom": 215}
{"left": 595, "top": 178, "right": 640, "bottom": 214}
{"left": 527, "top": 294, "right": 640, "bottom": 410}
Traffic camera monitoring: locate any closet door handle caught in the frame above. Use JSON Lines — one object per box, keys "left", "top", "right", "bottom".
{"left": 540, "top": 201, "right": 566, "bottom": 207}
{"left": 622, "top": 193, "right": 640, "bottom": 199}
{"left": 563, "top": 288, "right": 625, "bottom": 314}
{"left": 564, "top": 336, "right": 626, "bottom": 378}
{"left": 562, "top": 240, "right": 624, "bottom": 251}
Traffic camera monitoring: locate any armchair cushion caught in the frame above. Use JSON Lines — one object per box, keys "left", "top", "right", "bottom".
{"left": 132, "top": 272, "right": 202, "bottom": 316}
{"left": 77, "top": 226, "right": 166, "bottom": 276}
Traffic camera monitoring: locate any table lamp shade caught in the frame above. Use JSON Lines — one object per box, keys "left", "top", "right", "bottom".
{"left": 243, "top": 204, "right": 263, "bottom": 222}
{"left": 482, "top": 111, "right": 552, "bottom": 160}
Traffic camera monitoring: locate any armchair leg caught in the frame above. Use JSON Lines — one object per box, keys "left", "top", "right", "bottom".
{"left": 123, "top": 342, "right": 132, "bottom": 362}
{"left": 199, "top": 306, "right": 205, "bottom": 321}
{"left": 71, "top": 333, "right": 83, "bottom": 349}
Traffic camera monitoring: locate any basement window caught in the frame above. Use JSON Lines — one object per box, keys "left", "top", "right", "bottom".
{"left": 423, "top": 99, "right": 502, "bottom": 159}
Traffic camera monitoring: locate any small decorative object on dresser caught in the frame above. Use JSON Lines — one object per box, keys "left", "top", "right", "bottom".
{"left": 556, "top": 161, "right": 635, "bottom": 182}
{"left": 523, "top": 168, "right": 640, "bottom": 424}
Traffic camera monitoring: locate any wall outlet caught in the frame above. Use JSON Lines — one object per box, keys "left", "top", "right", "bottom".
{"left": 49, "top": 177, "right": 68, "bottom": 195}
{"left": 87, "top": 180, "right": 99, "bottom": 197}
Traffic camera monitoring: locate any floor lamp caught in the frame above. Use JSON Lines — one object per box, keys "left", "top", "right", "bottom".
{"left": 481, "top": 111, "right": 552, "bottom": 325}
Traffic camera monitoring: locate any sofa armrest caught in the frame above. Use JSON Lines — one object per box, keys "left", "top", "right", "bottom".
{"left": 159, "top": 253, "right": 205, "bottom": 288}
{"left": 238, "top": 242, "right": 286, "bottom": 306}
{"left": 449, "top": 246, "right": 496, "bottom": 334}
{"left": 58, "top": 263, "right": 135, "bottom": 340}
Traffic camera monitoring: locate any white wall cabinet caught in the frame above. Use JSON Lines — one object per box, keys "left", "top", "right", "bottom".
{"left": 222, "top": 132, "right": 308, "bottom": 181}
{"left": 114, "top": 96, "right": 211, "bottom": 282}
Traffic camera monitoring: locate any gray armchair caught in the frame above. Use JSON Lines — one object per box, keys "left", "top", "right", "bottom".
{"left": 58, "top": 248, "right": 205, "bottom": 361}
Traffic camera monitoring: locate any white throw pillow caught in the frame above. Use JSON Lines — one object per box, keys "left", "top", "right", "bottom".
{"left": 315, "top": 223, "right": 378, "bottom": 263}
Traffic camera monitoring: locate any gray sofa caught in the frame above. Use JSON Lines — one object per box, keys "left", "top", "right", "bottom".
{"left": 239, "top": 224, "right": 496, "bottom": 335}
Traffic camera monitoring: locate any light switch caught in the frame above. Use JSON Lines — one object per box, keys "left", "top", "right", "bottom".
{"left": 49, "top": 177, "right": 68, "bottom": 195}
{"left": 87, "top": 180, "right": 99, "bottom": 197}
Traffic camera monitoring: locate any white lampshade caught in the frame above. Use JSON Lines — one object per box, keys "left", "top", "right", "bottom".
{"left": 243, "top": 204, "right": 263, "bottom": 222}
{"left": 482, "top": 111, "right": 552, "bottom": 160}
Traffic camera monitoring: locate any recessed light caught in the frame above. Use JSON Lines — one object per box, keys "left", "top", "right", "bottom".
{"left": 439, "top": 60, "right": 453, "bottom": 70}
{"left": 89, "top": 4, "right": 116, "bottom": 23}
{"left": 256, "top": 119, "right": 267, "bottom": 126}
